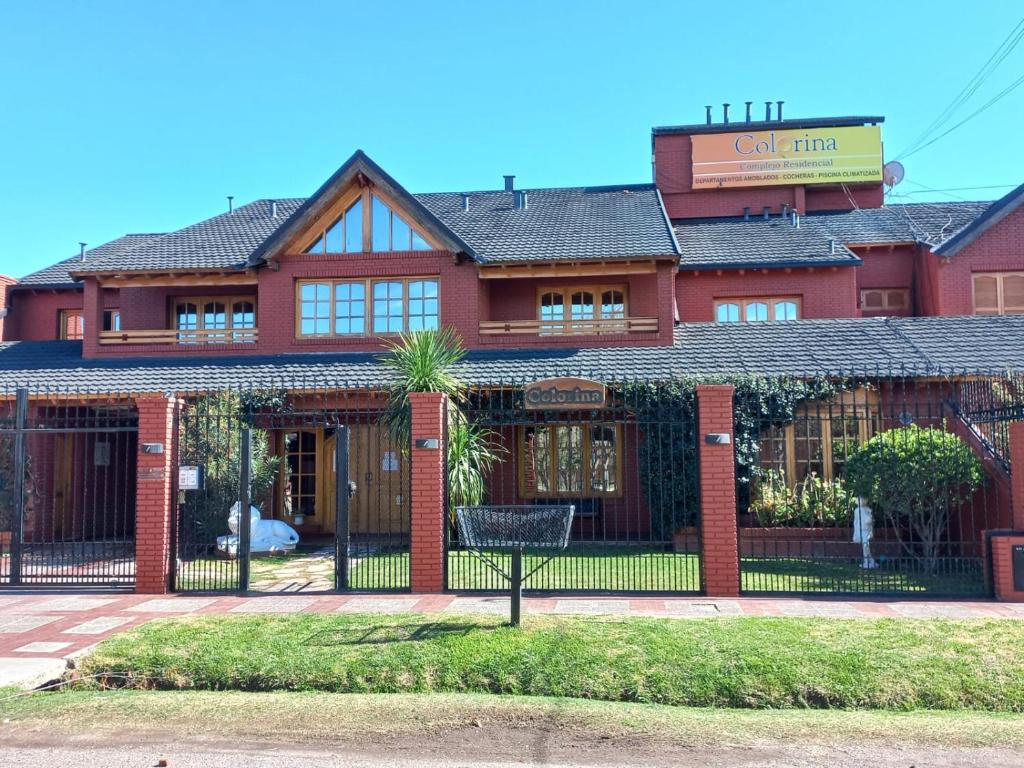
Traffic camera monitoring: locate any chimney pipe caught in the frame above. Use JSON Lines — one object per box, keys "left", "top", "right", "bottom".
{"left": 79, "top": 242, "right": 87, "bottom": 261}
{"left": 745, "top": 101, "right": 752, "bottom": 122}
{"left": 828, "top": 238, "right": 836, "bottom": 254}
{"left": 765, "top": 101, "right": 772, "bottom": 121}
{"left": 705, "top": 105, "right": 713, "bottom": 125}
{"left": 513, "top": 190, "right": 529, "bottom": 210}
{"left": 722, "top": 102, "right": 730, "bottom": 123}
{"left": 227, "top": 195, "right": 234, "bottom": 214}
{"left": 503, "top": 175, "right": 515, "bottom": 192}
{"left": 791, "top": 210, "right": 800, "bottom": 228}
{"left": 781, "top": 203, "right": 790, "bottom": 218}
{"left": 776, "top": 100, "right": 784, "bottom": 121}
{"left": 742, "top": 206, "right": 750, "bottom": 221}
{"left": 269, "top": 199, "right": 278, "bottom": 218}
{"left": 762, "top": 206, "right": 770, "bottom": 221}
{"left": 460, "top": 193, "right": 470, "bottom": 212}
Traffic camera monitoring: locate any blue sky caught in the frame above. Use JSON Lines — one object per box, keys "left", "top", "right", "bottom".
{"left": 1, "top": 0, "right": 1021, "bottom": 278}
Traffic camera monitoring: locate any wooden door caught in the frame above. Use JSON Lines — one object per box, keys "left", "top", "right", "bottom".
{"left": 347, "top": 424, "right": 408, "bottom": 537}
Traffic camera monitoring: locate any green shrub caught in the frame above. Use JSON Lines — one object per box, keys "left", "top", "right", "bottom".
{"left": 749, "top": 470, "right": 855, "bottom": 528}
{"left": 845, "top": 425, "right": 984, "bottom": 571}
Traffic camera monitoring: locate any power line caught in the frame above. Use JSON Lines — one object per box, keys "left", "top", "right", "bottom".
{"left": 895, "top": 16, "right": 1024, "bottom": 159}
{"left": 901, "top": 71, "right": 1024, "bottom": 160}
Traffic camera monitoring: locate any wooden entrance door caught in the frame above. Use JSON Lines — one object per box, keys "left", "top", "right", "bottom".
{"left": 341, "top": 424, "right": 408, "bottom": 538}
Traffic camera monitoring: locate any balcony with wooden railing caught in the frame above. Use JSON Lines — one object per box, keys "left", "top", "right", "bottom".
{"left": 478, "top": 317, "right": 658, "bottom": 337}
{"left": 99, "top": 328, "right": 259, "bottom": 345}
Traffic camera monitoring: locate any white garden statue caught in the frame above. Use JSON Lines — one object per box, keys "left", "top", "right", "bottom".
{"left": 216, "top": 503, "right": 299, "bottom": 557}
{"left": 851, "top": 497, "right": 877, "bottom": 569}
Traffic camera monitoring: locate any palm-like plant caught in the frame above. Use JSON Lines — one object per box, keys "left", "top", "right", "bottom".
{"left": 379, "top": 329, "right": 504, "bottom": 518}
{"left": 380, "top": 328, "right": 466, "bottom": 446}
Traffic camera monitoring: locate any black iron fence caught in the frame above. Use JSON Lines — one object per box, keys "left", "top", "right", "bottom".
{"left": 736, "top": 372, "right": 1014, "bottom": 596}
{"left": 173, "top": 383, "right": 410, "bottom": 593}
{"left": 0, "top": 386, "right": 137, "bottom": 588}
{"left": 448, "top": 378, "right": 701, "bottom": 594}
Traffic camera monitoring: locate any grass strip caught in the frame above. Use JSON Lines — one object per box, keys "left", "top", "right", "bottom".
{"left": 72, "top": 614, "right": 1024, "bottom": 710}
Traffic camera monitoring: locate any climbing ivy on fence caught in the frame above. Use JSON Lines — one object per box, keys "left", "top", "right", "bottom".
{"left": 623, "top": 375, "right": 844, "bottom": 538}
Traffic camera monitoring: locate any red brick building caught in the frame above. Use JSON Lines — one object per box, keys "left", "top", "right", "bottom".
{"left": 1, "top": 111, "right": 1022, "bottom": 598}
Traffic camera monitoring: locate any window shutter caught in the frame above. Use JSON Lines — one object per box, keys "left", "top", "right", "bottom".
{"left": 973, "top": 275, "right": 999, "bottom": 314}
{"left": 1003, "top": 275, "right": 1024, "bottom": 314}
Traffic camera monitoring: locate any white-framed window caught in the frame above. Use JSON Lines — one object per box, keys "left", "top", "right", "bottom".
{"left": 714, "top": 298, "right": 800, "bottom": 323}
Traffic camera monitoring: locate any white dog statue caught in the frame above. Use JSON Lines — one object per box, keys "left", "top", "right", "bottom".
{"left": 216, "top": 503, "right": 299, "bottom": 557}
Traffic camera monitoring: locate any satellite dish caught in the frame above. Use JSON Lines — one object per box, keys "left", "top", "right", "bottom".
{"left": 883, "top": 160, "right": 905, "bottom": 187}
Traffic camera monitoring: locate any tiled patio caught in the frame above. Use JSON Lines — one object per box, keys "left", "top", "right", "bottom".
{"left": 0, "top": 591, "right": 1021, "bottom": 671}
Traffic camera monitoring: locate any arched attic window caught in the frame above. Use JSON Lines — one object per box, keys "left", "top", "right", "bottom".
{"left": 304, "top": 192, "right": 433, "bottom": 254}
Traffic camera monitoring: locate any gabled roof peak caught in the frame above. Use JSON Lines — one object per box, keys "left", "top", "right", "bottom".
{"left": 247, "top": 150, "right": 475, "bottom": 266}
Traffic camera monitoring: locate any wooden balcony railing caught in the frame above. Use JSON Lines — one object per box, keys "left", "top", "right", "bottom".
{"left": 98, "top": 328, "right": 259, "bottom": 345}
{"left": 479, "top": 317, "right": 658, "bottom": 336}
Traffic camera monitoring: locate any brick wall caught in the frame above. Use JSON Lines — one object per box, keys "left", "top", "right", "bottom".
{"left": 933, "top": 206, "right": 1024, "bottom": 316}
{"left": 134, "top": 396, "right": 179, "bottom": 594}
{"left": 855, "top": 245, "right": 916, "bottom": 316}
{"left": 696, "top": 384, "right": 740, "bottom": 596}
{"left": 677, "top": 266, "right": 859, "bottom": 322}
{"left": 990, "top": 535, "right": 1024, "bottom": 602}
{"left": 0, "top": 275, "right": 14, "bottom": 339}
{"left": 409, "top": 392, "right": 446, "bottom": 593}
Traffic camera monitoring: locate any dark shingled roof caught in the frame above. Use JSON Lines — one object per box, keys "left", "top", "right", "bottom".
{"left": 25, "top": 182, "right": 678, "bottom": 281}
{"left": 673, "top": 201, "right": 993, "bottom": 269}
{"left": 68, "top": 199, "right": 305, "bottom": 275}
{"left": 17, "top": 234, "right": 165, "bottom": 287}
{"left": 415, "top": 185, "right": 679, "bottom": 263}
{"left": 673, "top": 216, "right": 860, "bottom": 269}
{"left": 0, "top": 315, "right": 1019, "bottom": 393}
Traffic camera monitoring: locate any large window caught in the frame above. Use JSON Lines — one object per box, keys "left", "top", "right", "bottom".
{"left": 537, "top": 285, "right": 628, "bottom": 334}
{"left": 715, "top": 298, "right": 799, "bottom": 323}
{"left": 59, "top": 310, "right": 84, "bottom": 340}
{"left": 520, "top": 423, "right": 622, "bottom": 498}
{"left": 173, "top": 296, "right": 256, "bottom": 343}
{"left": 297, "top": 278, "right": 439, "bottom": 337}
{"left": 758, "top": 391, "right": 880, "bottom": 488}
{"left": 278, "top": 430, "right": 319, "bottom": 520}
{"left": 303, "top": 191, "right": 432, "bottom": 254}
{"left": 973, "top": 273, "right": 1024, "bottom": 316}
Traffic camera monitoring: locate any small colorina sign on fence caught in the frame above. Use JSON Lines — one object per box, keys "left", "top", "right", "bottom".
{"left": 524, "top": 377, "right": 606, "bottom": 410}
{"left": 691, "top": 125, "right": 883, "bottom": 188}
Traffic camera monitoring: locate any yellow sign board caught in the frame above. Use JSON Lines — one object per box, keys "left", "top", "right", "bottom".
{"left": 691, "top": 125, "right": 883, "bottom": 188}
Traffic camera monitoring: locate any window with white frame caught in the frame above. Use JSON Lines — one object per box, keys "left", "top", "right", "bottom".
{"left": 714, "top": 297, "right": 800, "bottom": 323}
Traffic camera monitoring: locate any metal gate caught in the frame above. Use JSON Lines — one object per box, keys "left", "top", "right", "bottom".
{"left": 447, "top": 378, "right": 701, "bottom": 594}
{"left": 173, "top": 385, "right": 411, "bottom": 593}
{"left": 737, "top": 372, "right": 1014, "bottom": 596}
{"left": 0, "top": 387, "right": 138, "bottom": 588}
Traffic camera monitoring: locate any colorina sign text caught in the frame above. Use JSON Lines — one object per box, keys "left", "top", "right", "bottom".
{"left": 691, "top": 125, "right": 883, "bottom": 189}
{"left": 524, "top": 377, "right": 606, "bottom": 410}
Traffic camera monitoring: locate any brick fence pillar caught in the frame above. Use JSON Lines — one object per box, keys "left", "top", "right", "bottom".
{"left": 1010, "top": 422, "right": 1024, "bottom": 529}
{"left": 696, "top": 384, "right": 741, "bottom": 597}
{"left": 134, "top": 395, "right": 180, "bottom": 594}
{"left": 409, "top": 392, "right": 447, "bottom": 593}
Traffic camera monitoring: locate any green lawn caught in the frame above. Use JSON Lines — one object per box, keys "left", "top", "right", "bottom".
{"left": 174, "top": 548, "right": 986, "bottom": 594}
{"left": 2, "top": 691, "right": 1023, "bottom": 749}
{"left": 72, "top": 614, "right": 1024, "bottom": 710}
